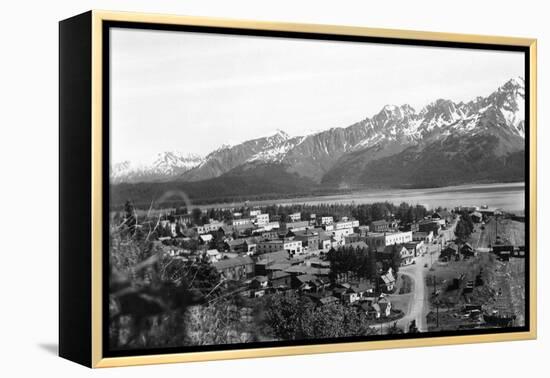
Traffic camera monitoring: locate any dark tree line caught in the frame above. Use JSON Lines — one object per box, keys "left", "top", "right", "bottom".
{"left": 262, "top": 293, "right": 377, "bottom": 340}
{"left": 115, "top": 199, "right": 430, "bottom": 229}
{"left": 201, "top": 202, "right": 429, "bottom": 226}
{"left": 455, "top": 211, "right": 475, "bottom": 243}
{"left": 326, "top": 245, "right": 376, "bottom": 282}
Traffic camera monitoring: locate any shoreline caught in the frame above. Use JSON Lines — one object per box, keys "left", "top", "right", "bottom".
{"left": 195, "top": 181, "right": 525, "bottom": 211}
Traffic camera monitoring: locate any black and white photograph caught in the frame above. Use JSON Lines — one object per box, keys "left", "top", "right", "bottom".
{"left": 107, "top": 26, "right": 528, "bottom": 354}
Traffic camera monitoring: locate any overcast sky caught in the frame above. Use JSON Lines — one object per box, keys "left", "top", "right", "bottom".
{"left": 110, "top": 27, "right": 524, "bottom": 165}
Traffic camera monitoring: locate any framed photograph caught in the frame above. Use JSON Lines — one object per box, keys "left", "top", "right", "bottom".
{"left": 59, "top": 10, "right": 537, "bottom": 368}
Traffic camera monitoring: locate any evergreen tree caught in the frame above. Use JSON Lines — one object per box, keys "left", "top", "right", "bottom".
{"left": 390, "top": 244, "right": 401, "bottom": 273}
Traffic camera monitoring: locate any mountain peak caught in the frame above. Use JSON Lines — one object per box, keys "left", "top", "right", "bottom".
{"left": 420, "top": 98, "right": 460, "bottom": 123}
{"left": 375, "top": 104, "right": 415, "bottom": 123}
{"left": 275, "top": 128, "right": 289, "bottom": 136}
{"left": 271, "top": 129, "right": 290, "bottom": 140}
{"left": 501, "top": 76, "right": 524, "bottom": 90}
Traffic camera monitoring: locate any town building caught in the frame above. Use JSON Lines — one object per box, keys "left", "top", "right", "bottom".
{"left": 270, "top": 271, "right": 292, "bottom": 288}
{"left": 335, "top": 219, "right": 359, "bottom": 230}
{"left": 318, "top": 231, "right": 332, "bottom": 252}
{"left": 289, "top": 212, "right": 302, "bottom": 222}
{"left": 199, "top": 234, "right": 213, "bottom": 244}
{"left": 341, "top": 282, "right": 375, "bottom": 304}
{"left": 440, "top": 243, "right": 459, "bottom": 261}
{"left": 371, "top": 296, "right": 392, "bottom": 318}
{"left": 232, "top": 218, "right": 253, "bottom": 227}
{"left": 320, "top": 216, "right": 334, "bottom": 225}
{"left": 257, "top": 238, "right": 303, "bottom": 255}
{"left": 254, "top": 250, "right": 289, "bottom": 275}
{"left": 344, "top": 233, "right": 363, "bottom": 245}
{"left": 205, "top": 249, "right": 221, "bottom": 262}
{"left": 250, "top": 276, "right": 269, "bottom": 289}
{"left": 331, "top": 227, "right": 354, "bottom": 247}
{"left": 293, "top": 274, "right": 329, "bottom": 292}
{"left": 418, "top": 220, "right": 441, "bottom": 235}
{"left": 322, "top": 223, "right": 335, "bottom": 232}
{"left": 213, "top": 255, "right": 255, "bottom": 281}
{"left": 357, "top": 225, "right": 370, "bottom": 236}
{"left": 401, "top": 222, "right": 419, "bottom": 232}
{"left": 370, "top": 220, "right": 391, "bottom": 232}
{"left": 262, "top": 221, "right": 280, "bottom": 230}
{"left": 404, "top": 240, "right": 425, "bottom": 257}
{"left": 413, "top": 230, "right": 434, "bottom": 243}
{"left": 254, "top": 213, "right": 270, "bottom": 226}
{"left": 256, "top": 229, "right": 279, "bottom": 240}
{"left": 292, "top": 229, "right": 321, "bottom": 252}
{"left": 377, "top": 244, "right": 414, "bottom": 266}
{"left": 225, "top": 239, "right": 247, "bottom": 253}
{"left": 243, "top": 237, "right": 260, "bottom": 255}
{"left": 282, "top": 220, "right": 310, "bottom": 232}
{"left": 379, "top": 268, "right": 396, "bottom": 292}
{"left": 365, "top": 231, "right": 412, "bottom": 250}
{"left": 432, "top": 210, "right": 453, "bottom": 224}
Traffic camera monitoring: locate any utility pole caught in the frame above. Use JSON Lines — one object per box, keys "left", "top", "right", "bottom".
{"left": 495, "top": 214, "right": 498, "bottom": 243}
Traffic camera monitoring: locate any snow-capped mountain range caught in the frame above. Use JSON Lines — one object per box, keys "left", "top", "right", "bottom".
{"left": 111, "top": 77, "right": 525, "bottom": 187}
{"left": 111, "top": 152, "right": 203, "bottom": 184}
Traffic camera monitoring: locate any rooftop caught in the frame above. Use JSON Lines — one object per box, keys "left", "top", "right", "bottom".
{"left": 213, "top": 255, "right": 254, "bottom": 270}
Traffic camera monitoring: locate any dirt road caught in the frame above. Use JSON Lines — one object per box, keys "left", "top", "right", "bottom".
{"left": 377, "top": 218, "right": 457, "bottom": 333}
{"left": 377, "top": 247, "right": 439, "bottom": 333}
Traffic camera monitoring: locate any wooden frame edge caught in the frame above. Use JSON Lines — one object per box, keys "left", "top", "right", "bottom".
{"left": 528, "top": 39, "right": 537, "bottom": 340}
{"left": 91, "top": 9, "right": 103, "bottom": 368}
{"left": 89, "top": 10, "right": 537, "bottom": 368}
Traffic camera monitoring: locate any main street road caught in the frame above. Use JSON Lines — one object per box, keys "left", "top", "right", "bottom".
{"left": 376, "top": 217, "right": 458, "bottom": 334}
{"left": 377, "top": 248, "right": 438, "bottom": 333}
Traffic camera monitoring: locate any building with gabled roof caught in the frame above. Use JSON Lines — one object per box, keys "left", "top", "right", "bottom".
{"left": 379, "top": 268, "right": 396, "bottom": 292}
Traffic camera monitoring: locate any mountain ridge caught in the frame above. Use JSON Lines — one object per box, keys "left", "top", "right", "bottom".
{"left": 111, "top": 77, "right": 525, "bottom": 188}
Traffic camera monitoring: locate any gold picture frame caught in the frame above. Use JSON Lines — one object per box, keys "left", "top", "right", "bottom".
{"left": 59, "top": 10, "right": 537, "bottom": 368}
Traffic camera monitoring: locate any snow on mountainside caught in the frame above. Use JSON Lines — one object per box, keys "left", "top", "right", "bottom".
{"left": 322, "top": 77, "right": 526, "bottom": 187}
{"left": 111, "top": 77, "right": 525, "bottom": 185}
{"left": 178, "top": 130, "right": 304, "bottom": 182}
{"left": 110, "top": 152, "right": 203, "bottom": 184}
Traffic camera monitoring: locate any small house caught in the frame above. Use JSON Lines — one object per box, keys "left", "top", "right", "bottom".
{"left": 440, "top": 243, "right": 459, "bottom": 261}
{"left": 460, "top": 242, "right": 475, "bottom": 258}
{"left": 379, "top": 268, "right": 396, "bottom": 293}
